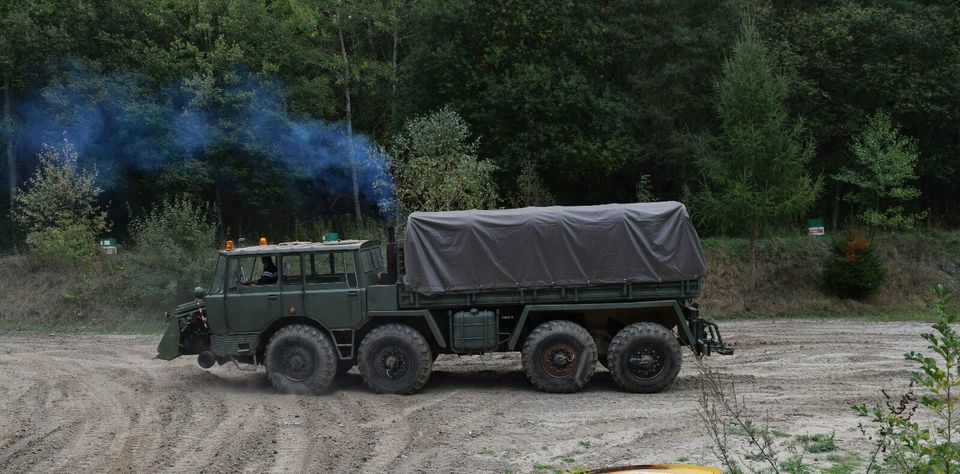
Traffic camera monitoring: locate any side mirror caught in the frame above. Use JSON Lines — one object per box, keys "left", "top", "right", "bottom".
{"left": 194, "top": 287, "right": 207, "bottom": 299}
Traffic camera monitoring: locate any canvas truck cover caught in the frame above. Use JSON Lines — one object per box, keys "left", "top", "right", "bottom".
{"left": 402, "top": 201, "right": 707, "bottom": 295}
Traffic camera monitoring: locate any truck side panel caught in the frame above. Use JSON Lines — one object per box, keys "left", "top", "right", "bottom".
{"left": 397, "top": 280, "right": 701, "bottom": 309}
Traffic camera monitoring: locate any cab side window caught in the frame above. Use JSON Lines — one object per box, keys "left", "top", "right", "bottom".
{"left": 304, "top": 251, "right": 357, "bottom": 287}
{"left": 227, "top": 255, "right": 278, "bottom": 292}
{"left": 336, "top": 251, "right": 358, "bottom": 287}
{"left": 281, "top": 255, "right": 303, "bottom": 285}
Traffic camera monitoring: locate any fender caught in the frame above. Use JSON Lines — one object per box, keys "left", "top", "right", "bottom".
{"left": 363, "top": 310, "right": 447, "bottom": 348}
{"left": 507, "top": 300, "right": 695, "bottom": 350}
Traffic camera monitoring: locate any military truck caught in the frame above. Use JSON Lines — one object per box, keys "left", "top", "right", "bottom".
{"left": 157, "top": 202, "right": 732, "bottom": 395}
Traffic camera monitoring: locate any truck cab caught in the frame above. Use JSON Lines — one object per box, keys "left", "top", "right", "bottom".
{"left": 158, "top": 240, "right": 384, "bottom": 367}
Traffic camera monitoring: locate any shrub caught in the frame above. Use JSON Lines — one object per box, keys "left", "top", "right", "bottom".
{"left": 823, "top": 231, "right": 885, "bottom": 299}
{"left": 124, "top": 195, "right": 217, "bottom": 303}
{"left": 26, "top": 222, "right": 100, "bottom": 266}
{"left": 12, "top": 140, "right": 109, "bottom": 265}
{"left": 854, "top": 285, "right": 960, "bottom": 472}
{"left": 388, "top": 106, "right": 498, "bottom": 214}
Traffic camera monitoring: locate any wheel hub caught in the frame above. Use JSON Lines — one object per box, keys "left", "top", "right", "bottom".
{"left": 280, "top": 345, "right": 315, "bottom": 382}
{"left": 375, "top": 346, "right": 410, "bottom": 380}
{"left": 627, "top": 346, "right": 665, "bottom": 379}
{"left": 541, "top": 342, "right": 578, "bottom": 378}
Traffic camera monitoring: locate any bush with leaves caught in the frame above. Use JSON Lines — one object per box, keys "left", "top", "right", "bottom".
{"left": 854, "top": 285, "right": 960, "bottom": 473}
{"left": 12, "top": 141, "right": 108, "bottom": 266}
{"left": 823, "top": 231, "right": 885, "bottom": 299}
{"left": 124, "top": 196, "right": 218, "bottom": 303}
{"left": 388, "top": 106, "right": 498, "bottom": 214}
{"left": 835, "top": 111, "right": 926, "bottom": 230}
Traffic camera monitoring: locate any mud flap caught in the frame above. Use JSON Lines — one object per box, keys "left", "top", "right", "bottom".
{"left": 156, "top": 317, "right": 182, "bottom": 360}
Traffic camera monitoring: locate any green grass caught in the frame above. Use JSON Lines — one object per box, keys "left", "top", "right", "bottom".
{"left": 796, "top": 433, "right": 837, "bottom": 453}
{"left": 561, "top": 456, "right": 574, "bottom": 463}
{"left": 577, "top": 440, "right": 591, "bottom": 448}
{"left": 0, "top": 318, "right": 165, "bottom": 335}
{"left": 824, "top": 450, "right": 862, "bottom": 473}
{"left": 779, "top": 455, "right": 813, "bottom": 474}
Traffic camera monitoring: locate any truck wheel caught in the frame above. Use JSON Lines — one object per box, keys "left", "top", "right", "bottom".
{"left": 521, "top": 321, "right": 597, "bottom": 393}
{"left": 357, "top": 324, "right": 433, "bottom": 395}
{"left": 265, "top": 324, "right": 338, "bottom": 394}
{"left": 607, "top": 322, "right": 682, "bottom": 393}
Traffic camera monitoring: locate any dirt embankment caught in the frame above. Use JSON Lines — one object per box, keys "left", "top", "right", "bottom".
{"left": 0, "top": 320, "right": 924, "bottom": 473}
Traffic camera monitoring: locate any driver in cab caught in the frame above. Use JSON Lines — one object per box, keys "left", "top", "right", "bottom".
{"left": 244, "top": 257, "right": 278, "bottom": 285}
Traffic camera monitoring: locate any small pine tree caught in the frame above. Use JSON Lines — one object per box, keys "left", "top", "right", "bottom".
{"left": 512, "top": 161, "right": 555, "bottom": 207}
{"left": 635, "top": 174, "right": 656, "bottom": 203}
{"left": 835, "top": 111, "right": 926, "bottom": 230}
{"left": 822, "top": 231, "right": 885, "bottom": 299}
{"left": 692, "top": 17, "right": 821, "bottom": 290}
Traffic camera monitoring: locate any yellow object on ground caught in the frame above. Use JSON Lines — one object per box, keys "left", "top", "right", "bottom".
{"left": 589, "top": 464, "right": 721, "bottom": 474}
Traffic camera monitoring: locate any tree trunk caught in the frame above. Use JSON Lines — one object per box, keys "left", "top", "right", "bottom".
{"left": 831, "top": 180, "right": 840, "bottom": 230}
{"left": 3, "top": 76, "right": 15, "bottom": 216}
{"left": 338, "top": 20, "right": 363, "bottom": 226}
{"left": 391, "top": 30, "right": 399, "bottom": 123}
{"left": 748, "top": 225, "right": 758, "bottom": 292}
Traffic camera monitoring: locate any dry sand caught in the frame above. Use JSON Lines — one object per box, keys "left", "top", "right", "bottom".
{"left": 0, "top": 320, "right": 925, "bottom": 472}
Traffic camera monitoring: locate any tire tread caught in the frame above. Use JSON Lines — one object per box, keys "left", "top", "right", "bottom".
{"left": 607, "top": 322, "right": 682, "bottom": 393}
{"left": 521, "top": 320, "right": 597, "bottom": 393}
{"left": 265, "top": 324, "right": 337, "bottom": 394}
{"left": 357, "top": 324, "right": 433, "bottom": 395}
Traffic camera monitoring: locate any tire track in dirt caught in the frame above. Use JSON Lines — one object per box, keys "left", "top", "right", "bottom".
{"left": 0, "top": 320, "right": 931, "bottom": 472}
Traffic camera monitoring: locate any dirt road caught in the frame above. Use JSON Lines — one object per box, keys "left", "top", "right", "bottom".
{"left": 0, "top": 320, "right": 925, "bottom": 473}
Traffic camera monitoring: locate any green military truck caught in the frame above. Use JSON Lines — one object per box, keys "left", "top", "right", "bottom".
{"left": 157, "top": 202, "right": 732, "bottom": 395}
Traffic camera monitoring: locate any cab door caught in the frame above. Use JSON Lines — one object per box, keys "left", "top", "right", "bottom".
{"left": 225, "top": 254, "right": 281, "bottom": 333}
{"left": 303, "top": 251, "right": 364, "bottom": 329}
{"left": 279, "top": 254, "right": 305, "bottom": 318}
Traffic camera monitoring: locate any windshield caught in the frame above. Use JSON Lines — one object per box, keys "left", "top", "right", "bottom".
{"left": 210, "top": 254, "right": 227, "bottom": 295}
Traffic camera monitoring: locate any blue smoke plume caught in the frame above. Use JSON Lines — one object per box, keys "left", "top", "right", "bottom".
{"left": 13, "top": 60, "right": 395, "bottom": 219}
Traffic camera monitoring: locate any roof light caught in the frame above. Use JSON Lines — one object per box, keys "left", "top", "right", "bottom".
{"left": 225, "top": 240, "right": 235, "bottom": 251}
{"left": 259, "top": 237, "right": 268, "bottom": 246}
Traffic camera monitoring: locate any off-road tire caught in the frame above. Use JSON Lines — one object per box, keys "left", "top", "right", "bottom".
{"left": 265, "top": 324, "right": 337, "bottom": 394}
{"left": 521, "top": 321, "right": 597, "bottom": 393}
{"left": 607, "top": 322, "right": 682, "bottom": 393}
{"left": 357, "top": 324, "right": 433, "bottom": 395}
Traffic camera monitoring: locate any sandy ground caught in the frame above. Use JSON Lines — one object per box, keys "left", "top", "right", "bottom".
{"left": 0, "top": 320, "right": 927, "bottom": 473}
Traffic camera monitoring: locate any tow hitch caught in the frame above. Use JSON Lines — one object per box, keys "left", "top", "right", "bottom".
{"left": 699, "top": 318, "right": 734, "bottom": 356}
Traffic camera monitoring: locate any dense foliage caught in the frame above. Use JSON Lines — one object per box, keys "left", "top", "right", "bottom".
{"left": 13, "top": 141, "right": 106, "bottom": 263}
{"left": 125, "top": 195, "right": 218, "bottom": 302}
{"left": 387, "top": 107, "right": 497, "bottom": 214}
{"left": 1, "top": 0, "right": 958, "bottom": 247}
{"left": 836, "top": 111, "right": 925, "bottom": 230}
